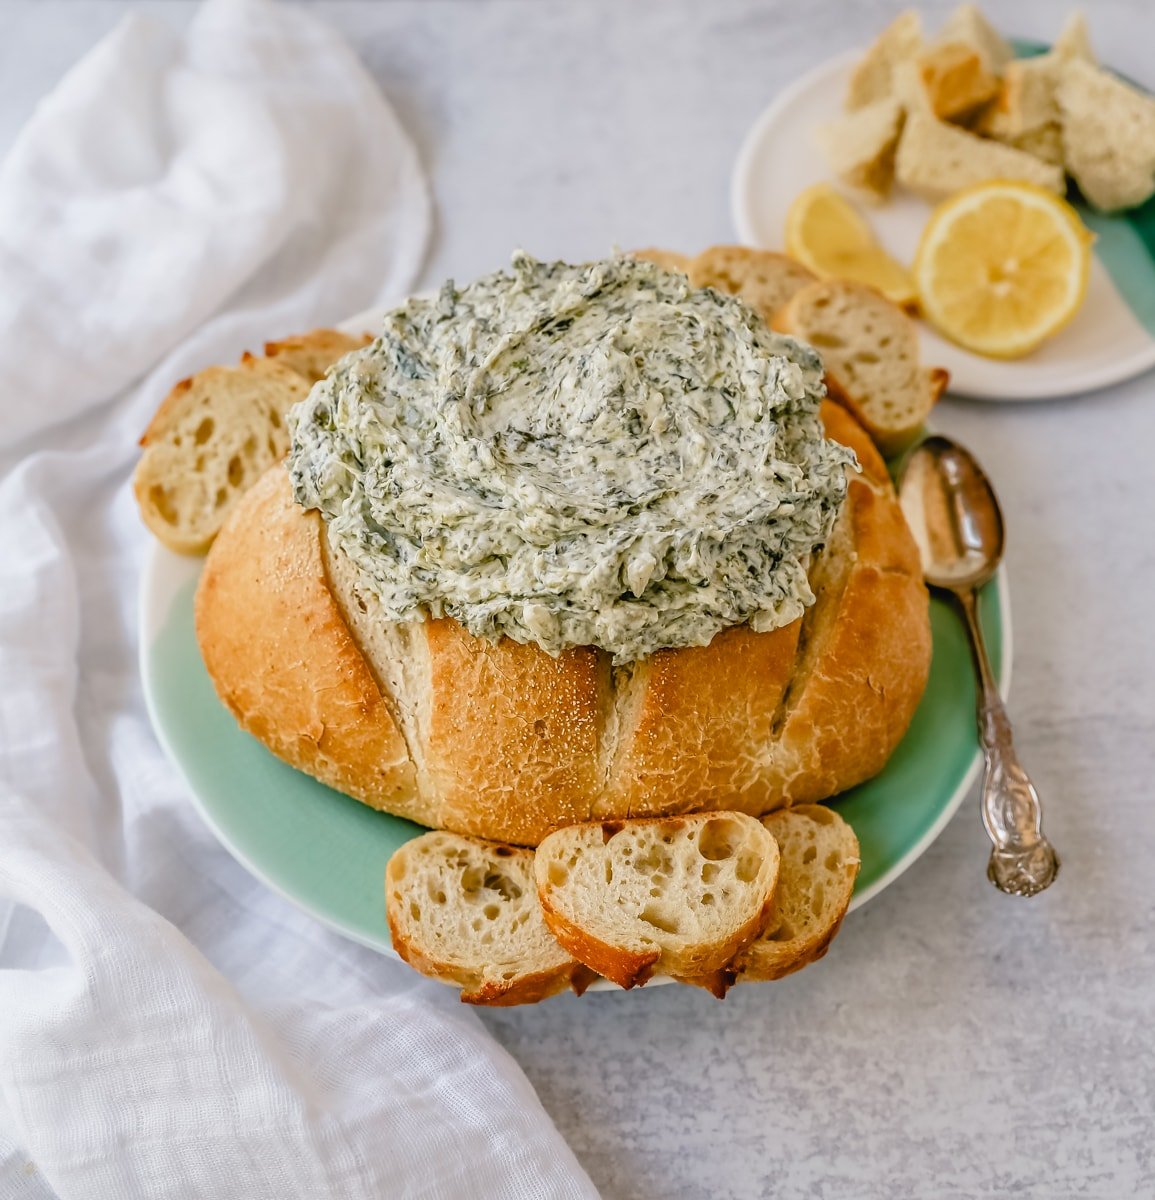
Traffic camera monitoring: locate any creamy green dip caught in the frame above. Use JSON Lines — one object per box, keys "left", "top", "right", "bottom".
{"left": 288, "top": 252, "right": 853, "bottom": 663}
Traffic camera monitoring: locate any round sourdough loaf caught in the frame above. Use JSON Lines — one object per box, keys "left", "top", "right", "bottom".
{"left": 194, "top": 400, "right": 931, "bottom": 846}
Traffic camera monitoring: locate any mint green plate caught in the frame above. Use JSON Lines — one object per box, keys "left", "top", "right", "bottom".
{"left": 140, "top": 544, "right": 1010, "bottom": 958}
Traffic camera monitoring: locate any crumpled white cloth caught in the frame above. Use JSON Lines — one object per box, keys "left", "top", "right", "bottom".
{"left": 0, "top": 2, "right": 598, "bottom": 1197}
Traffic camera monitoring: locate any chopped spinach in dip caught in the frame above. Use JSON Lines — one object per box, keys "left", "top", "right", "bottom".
{"left": 288, "top": 252, "right": 854, "bottom": 663}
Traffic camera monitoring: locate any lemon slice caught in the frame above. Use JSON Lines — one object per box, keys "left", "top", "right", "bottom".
{"left": 785, "top": 183, "right": 917, "bottom": 309}
{"left": 914, "top": 180, "right": 1093, "bottom": 360}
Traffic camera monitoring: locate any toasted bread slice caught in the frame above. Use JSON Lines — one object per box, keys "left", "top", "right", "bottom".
{"left": 134, "top": 356, "right": 310, "bottom": 554}
{"left": 895, "top": 111, "right": 1065, "bottom": 200}
{"left": 534, "top": 813, "right": 779, "bottom": 994}
{"left": 893, "top": 42, "right": 998, "bottom": 123}
{"left": 264, "top": 329, "right": 372, "bottom": 384}
{"left": 773, "top": 279, "right": 947, "bottom": 457}
{"left": 689, "top": 247, "right": 817, "bottom": 326}
{"left": 730, "top": 805, "right": 860, "bottom": 983}
{"left": 934, "top": 3, "right": 1013, "bottom": 74}
{"left": 630, "top": 247, "right": 693, "bottom": 275}
{"left": 846, "top": 10, "right": 924, "bottom": 111}
{"left": 1058, "top": 59, "right": 1155, "bottom": 213}
{"left": 818, "top": 98, "right": 906, "bottom": 201}
{"left": 386, "top": 831, "right": 587, "bottom": 1006}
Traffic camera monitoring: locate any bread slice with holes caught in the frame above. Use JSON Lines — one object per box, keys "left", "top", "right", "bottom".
{"left": 386, "top": 831, "right": 588, "bottom": 1005}
{"left": 133, "top": 356, "right": 311, "bottom": 554}
{"left": 730, "top": 804, "right": 860, "bottom": 983}
{"left": 689, "top": 246, "right": 817, "bottom": 326}
{"left": 534, "top": 813, "right": 779, "bottom": 995}
{"left": 773, "top": 280, "right": 947, "bottom": 457}
{"left": 264, "top": 329, "right": 371, "bottom": 383}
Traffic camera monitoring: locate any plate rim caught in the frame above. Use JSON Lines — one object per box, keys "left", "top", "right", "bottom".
{"left": 729, "top": 48, "right": 1155, "bottom": 402}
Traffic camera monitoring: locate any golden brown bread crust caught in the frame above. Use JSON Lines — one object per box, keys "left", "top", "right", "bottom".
{"left": 386, "top": 927, "right": 583, "bottom": 1006}
{"left": 537, "top": 904, "right": 660, "bottom": 991}
{"left": 194, "top": 402, "right": 930, "bottom": 844}
{"left": 195, "top": 467, "right": 419, "bottom": 818}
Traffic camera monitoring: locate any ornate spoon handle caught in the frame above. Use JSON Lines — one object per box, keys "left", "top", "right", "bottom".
{"left": 955, "top": 587, "right": 1060, "bottom": 897}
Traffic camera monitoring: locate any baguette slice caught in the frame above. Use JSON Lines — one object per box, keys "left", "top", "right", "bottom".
{"left": 264, "top": 329, "right": 372, "bottom": 384}
{"left": 895, "top": 111, "right": 1065, "bottom": 200}
{"left": 817, "top": 98, "right": 905, "bottom": 201}
{"left": 689, "top": 246, "right": 816, "bottom": 326}
{"left": 730, "top": 805, "right": 861, "bottom": 983}
{"left": 1058, "top": 59, "right": 1155, "bottom": 213}
{"left": 386, "top": 831, "right": 588, "bottom": 1006}
{"left": 630, "top": 247, "right": 693, "bottom": 275}
{"left": 773, "top": 279, "right": 947, "bottom": 457}
{"left": 133, "top": 355, "right": 310, "bottom": 554}
{"left": 534, "top": 813, "right": 779, "bottom": 995}
{"left": 846, "top": 10, "right": 924, "bottom": 111}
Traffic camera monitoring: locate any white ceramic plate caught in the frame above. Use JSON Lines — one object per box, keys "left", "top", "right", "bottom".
{"left": 731, "top": 49, "right": 1155, "bottom": 401}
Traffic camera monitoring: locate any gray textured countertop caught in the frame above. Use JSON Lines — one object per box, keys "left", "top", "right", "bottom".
{"left": 5, "top": 2, "right": 1153, "bottom": 1196}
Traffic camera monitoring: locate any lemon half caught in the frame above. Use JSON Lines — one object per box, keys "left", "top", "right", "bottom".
{"left": 914, "top": 180, "right": 1093, "bottom": 360}
{"left": 785, "top": 183, "right": 917, "bottom": 309}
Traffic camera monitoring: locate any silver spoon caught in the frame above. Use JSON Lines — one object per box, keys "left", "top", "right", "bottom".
{"left": 898, "top": 435, "right": 1060, "bottom": 897}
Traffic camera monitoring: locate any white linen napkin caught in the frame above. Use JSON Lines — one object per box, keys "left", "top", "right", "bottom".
{"left": 0, "top": 2, "right": 598, "bottom": 1197}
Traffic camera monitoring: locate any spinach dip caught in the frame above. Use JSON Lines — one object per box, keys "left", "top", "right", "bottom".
{"left": 288, "top": 252, "right": 854, "bottom": 663}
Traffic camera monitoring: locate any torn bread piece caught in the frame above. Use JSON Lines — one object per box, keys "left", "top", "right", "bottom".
{"left": 895, "top": 111, "right": 1064, "bottom": 201}
{"left": 934, "top": 3, "right": 1013, "bottom": 74}
{"left": 535, "top": 813, "right": 779, "bottom": 995}
{"left": 892, "top": 42, "right": 998, "bottom": 123}
{"left": 1058, "top": 58, "right": 1155, "bottom": 212}
{"left": 846, "top": 10, "right": 924, "bottom": 111}
{"left": 1053, "top": 11, "right": 1095, "bottom": 65}
{"left": 818, "top": 97, "right": 906, "bottom": 200}
{"left": 386, "top": 831, "right": 589, "bottom": 1006}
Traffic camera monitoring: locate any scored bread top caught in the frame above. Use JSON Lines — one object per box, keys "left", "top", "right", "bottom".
{"left": 195, "top": 399, "right": 931, "bottom": 846}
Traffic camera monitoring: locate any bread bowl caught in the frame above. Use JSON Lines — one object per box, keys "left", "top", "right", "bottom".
{"left": 193, "top": 257, "right": 930, "bottom": 846}
{"left": 178, "top": 254, "right": 930, "bottom": 849}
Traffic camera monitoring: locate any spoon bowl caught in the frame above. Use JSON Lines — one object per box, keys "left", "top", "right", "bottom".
{"left": 898, "top": 434, "right": 1059, "bottom": 897}
{"left": 899, "top": 436, "right": 1005, "bottom": 592}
